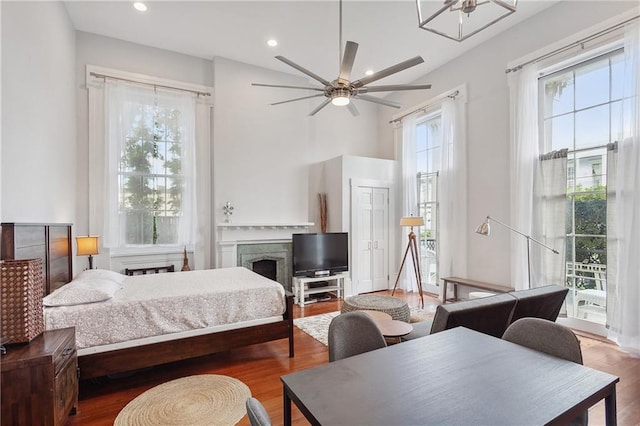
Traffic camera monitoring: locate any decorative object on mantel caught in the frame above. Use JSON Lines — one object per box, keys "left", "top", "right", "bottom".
{"left": 223, "top": 201, "right": 234, "bottom": 223}
{"left": 0, "top": 258, "right": 45, "bottom": 344}
{"left": 318, "top": 192, "right": 328, "bottom": 233}
{"left": 76, "top": 235, "right": 100, "bottom": 269}
{"left": 416, "top": 0, "right": 517, "bottom": 42}
{"left": 181, "top": 247, "right": 191, "bottom": 272}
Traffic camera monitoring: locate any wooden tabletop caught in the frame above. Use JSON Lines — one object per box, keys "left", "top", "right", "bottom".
{"left": 282, "top": 327, "right": 619, "bottom": 426}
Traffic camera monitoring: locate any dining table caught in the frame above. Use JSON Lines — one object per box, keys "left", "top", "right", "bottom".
{"left": 281, "top": 326, "right": 619, "bottom": 425}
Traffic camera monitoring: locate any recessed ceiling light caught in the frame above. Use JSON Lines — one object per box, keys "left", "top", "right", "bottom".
{"left": 267, "top": 39, "right": 278, "bottom": 47}
{"left": 365, "top": 69, "right": 374, "bottom": 76}
{"left": 133, "top": 2, "right": 147, "bottom": 12}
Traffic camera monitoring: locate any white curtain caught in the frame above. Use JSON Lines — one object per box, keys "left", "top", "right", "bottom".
{"left": 607, "top": 22, "right": 640, "bottom": 356}
{"left": 399, "top": 113, "right": 419, "bottom": 292}
{"left": 103, "top": 81, "right": 197, "bottom": 249}
{"left": 508, "top": 64, "right": 540, "bottom": 290}
{"left": 532, "top": 150, "right": 567, "bottom": 288}
{"left": 438, "top": 98, "right": 467, "bottom": 281}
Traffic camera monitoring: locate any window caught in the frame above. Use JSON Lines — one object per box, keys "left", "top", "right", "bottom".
{"left": 119, "top": 96, "right": 187, "bottom": 245}
{"left": 416, "top": 113, "right": 442, "bottom": 286}
{"left": 105, "top": 82, "right": 197, "bottom": 249}
{"left": 539, "top": 49, "right": 623, "bottom": 324}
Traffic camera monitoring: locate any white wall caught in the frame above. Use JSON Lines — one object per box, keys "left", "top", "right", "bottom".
{"left": 212, "top": 56, "right": 380, "bottom": 227}
{"left": 377, "top": 1, "right": 638, "bottom": 287}
{"left": 1, "top": 2, "right": 76, "bottom": 223}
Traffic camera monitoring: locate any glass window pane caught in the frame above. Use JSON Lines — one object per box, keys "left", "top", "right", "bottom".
{"left": 416, "top": 123, "right": 427, "bottom": 151}
{"left": 416, "top": 151, "right": 427, "bottom": 173}
{"left": 574, "top": 193, "right": 606, "bottom": 236}
{"left": 429, "top": 147, "right": 441, "bottom": 172}
{"left": 543, "top": 72, "right": 574, "bottom": 117}
{"left": 545, "top": 114, "right": 574, "bottom": 150}
{"left": 610, "top": 101, "right": 622, "bottom": 143}
{"left": 575, "top": 58, "right": 609, "bottom": 109}
{"left": 575, "top": 105, "right": 609, "bottom": 148}
{"left": 610, "top": 53, "right": 624, "bottom": 101}
{"left": 574, "top": 236, "right": 606, "bottom": 266}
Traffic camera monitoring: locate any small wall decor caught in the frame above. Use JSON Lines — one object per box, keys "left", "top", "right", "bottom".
{"left": 223, "top": 201, "right": 234, "bottom": 223}
{"left": 318, "top": 193, "right": 328, "bottom": 233}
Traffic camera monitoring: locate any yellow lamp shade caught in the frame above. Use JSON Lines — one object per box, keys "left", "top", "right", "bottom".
{"left": 76, "top": 236, "right": 100, "bottom": 256}
{"left": 400, "top": 216, "right": 424, "bottom": 227}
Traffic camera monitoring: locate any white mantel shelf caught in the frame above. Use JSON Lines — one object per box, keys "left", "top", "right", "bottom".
{"left": 216, "top": 222, "right": 315, "bottom": 268}
{"left": 217, "top": 223, "right": 314, "bottom": 230}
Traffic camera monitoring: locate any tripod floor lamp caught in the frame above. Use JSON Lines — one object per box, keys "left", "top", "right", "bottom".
{"left": 392, "top": 216, "right": 425, "bottom": 308}
{"left": 475, "top": 215, "right": 559, "bottom": 288}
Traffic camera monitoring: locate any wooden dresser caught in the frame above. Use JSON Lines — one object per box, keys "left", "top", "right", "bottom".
{"left": 1, "top": 328, "right": 78, "bottom": 426}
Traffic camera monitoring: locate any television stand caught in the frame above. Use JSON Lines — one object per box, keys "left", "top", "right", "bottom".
{"left": 292, "top": 273, "right": 348, "bottom": 308}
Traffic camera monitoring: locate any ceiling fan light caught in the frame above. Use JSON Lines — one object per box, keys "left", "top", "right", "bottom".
{"left": 331, "top": 95, "right": 350, "bottom": 106}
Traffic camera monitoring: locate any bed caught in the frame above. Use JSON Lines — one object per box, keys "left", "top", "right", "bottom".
{"left": 44, "top": 267, "right": 294, "bottom": 379}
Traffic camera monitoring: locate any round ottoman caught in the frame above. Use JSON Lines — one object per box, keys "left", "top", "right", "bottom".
{"left": 341, "top": 295, "right": 411, "bottom": 323}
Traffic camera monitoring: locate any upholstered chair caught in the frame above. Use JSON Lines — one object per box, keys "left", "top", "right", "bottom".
{"left": 502, "top": 318, "right": 586, "bottom": 425}
{"left": 246, "top": 397, "right": 272, "bottom": 426}
{"left": 328, "top": 311, "right": 387, "bottom": 362}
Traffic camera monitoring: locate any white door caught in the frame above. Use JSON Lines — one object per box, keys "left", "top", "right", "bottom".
{"left": 354, "top": 186, "right": 389, "bottom": 294}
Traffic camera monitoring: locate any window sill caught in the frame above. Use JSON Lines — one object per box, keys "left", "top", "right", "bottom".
{"left": 110, "top": 245, "right": 188, "bottom": 258}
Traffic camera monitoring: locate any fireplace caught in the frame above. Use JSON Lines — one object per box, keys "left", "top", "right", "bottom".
{"left": 237, "top": 242, "right": 292, "bottom": 291}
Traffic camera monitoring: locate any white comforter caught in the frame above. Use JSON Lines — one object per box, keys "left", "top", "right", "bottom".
{"left": 44, "top": 267, "right": 286, "bottom": 350}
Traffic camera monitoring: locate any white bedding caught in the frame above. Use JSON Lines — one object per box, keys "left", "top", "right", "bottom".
{"left": 44, "top": 267, "right": 286, "bottom": 350}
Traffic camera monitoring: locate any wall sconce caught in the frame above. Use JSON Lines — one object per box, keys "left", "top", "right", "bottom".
{"left": 76, "top": 236, "right": 100, "bottom": 269}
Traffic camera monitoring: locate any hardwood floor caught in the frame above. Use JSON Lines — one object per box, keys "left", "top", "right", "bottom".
{"left": 66, "top": 290, "right": 639, "bottom": 426}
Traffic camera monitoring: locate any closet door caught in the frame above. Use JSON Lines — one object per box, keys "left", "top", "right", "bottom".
{"left": 371, "top": 188, "right": 389, "bottom": 291}
{"left": 354, "top": 186, "right": 389, "bottom": 294}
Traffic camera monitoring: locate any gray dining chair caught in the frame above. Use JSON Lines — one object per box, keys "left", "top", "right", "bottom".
{"left": 246, "top": 397, "right": 272, "bottom": 426}
{"left": 328, "top": 311, "right": 387, "bottom": 362}
{"left": 502, "top": 318, "right": 587, "bottom": 425}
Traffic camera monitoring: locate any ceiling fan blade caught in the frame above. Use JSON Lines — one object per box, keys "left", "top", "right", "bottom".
{"left": 252, "top": 83, "right": 324, "bottom": 92}
{"left": 309, "top": 99, "right": 332, "bottom": 116}
{"left": 338, "top": 41, "right": 358, "bottom": 83}
{"left": 346, "top": 101, "right": 360, "bottom": 117}
{"left": 355, "top": 94, "right": 402, "bottom": 109}
{"left": 276, "top": 56, "right": 332, "bottom": 87}
{"left": 358, "top": 84, "right": 432, "bottom": 93}
{"left": 270, "top": 94, "right": 325, "bottom": 106}
{"left": 352, "top": 56, "right": 424, "bottom": 88}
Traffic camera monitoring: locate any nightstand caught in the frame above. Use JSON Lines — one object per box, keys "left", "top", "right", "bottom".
{"left": 1, "top": 327, "right": 78, "bottom": 426}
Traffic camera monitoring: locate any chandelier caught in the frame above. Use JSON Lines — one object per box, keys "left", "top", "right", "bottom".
{"left": 417, "top": 0, "right": 518, "bottom": 42}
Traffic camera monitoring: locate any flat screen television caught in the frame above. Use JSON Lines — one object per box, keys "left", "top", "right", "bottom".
{"left": 292, "top": 232, "right": 349, "bottom": 277}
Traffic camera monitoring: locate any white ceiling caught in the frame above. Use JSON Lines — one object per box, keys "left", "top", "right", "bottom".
{"left": 64, "top": 1, "right": 558, "bottom": 87}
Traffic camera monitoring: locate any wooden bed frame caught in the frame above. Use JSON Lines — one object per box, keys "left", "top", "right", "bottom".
{"left": 78, "top": 292, "right": 294, "bottom": 380}
{"left": 3, "top": 223, "right": 295, "bottom": 380}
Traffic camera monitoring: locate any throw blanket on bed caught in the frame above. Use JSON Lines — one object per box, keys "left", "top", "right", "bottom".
{"left": 44, "top": 267, "right": 285, "bottom": 349}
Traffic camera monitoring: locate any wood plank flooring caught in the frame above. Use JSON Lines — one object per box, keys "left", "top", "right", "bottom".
{"left": 66, "top": 290, "right": 639, "bottom": 426}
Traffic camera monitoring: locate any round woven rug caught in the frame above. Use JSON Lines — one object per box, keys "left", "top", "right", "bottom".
{"left": 114, "top": 374, "right": 251, "bottom": 426}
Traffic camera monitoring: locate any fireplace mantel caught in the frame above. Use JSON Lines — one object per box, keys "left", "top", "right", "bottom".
{"left": 216, "top": 222, "right": 314, "bottom": 269}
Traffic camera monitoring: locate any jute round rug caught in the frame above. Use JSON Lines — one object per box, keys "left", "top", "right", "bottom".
{"left": 114, "top": 374, "right": 251, "bottom": 426}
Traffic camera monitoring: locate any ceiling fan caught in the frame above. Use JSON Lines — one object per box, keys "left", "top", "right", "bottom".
{"left": 252, "top": 1, "right": 432, "bottom": 117}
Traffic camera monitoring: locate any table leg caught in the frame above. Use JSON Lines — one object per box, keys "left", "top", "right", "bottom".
{"left": 283, "top": 387, "right": 292, "bottom": 426}
{"left": 604, "top": 386, "right": 617, "bottom": 426}
{"left": 441, "top": 281, "right": 448, "bottom": 303}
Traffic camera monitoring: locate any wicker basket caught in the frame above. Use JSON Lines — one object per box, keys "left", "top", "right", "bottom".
{"left": 1, "top": 259, "right": 45, "bottom": 343}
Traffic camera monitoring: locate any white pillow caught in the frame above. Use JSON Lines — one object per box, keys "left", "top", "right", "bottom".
{"left": 43, "top": 278, "right": 121, "bottom": 307}
{"left": 76, "top": 268, "right": 126, "bottom": 285}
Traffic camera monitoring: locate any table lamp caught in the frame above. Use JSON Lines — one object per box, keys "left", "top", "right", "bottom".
{"left": 76, "top": 236, "right": 100, "bottom": 269}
